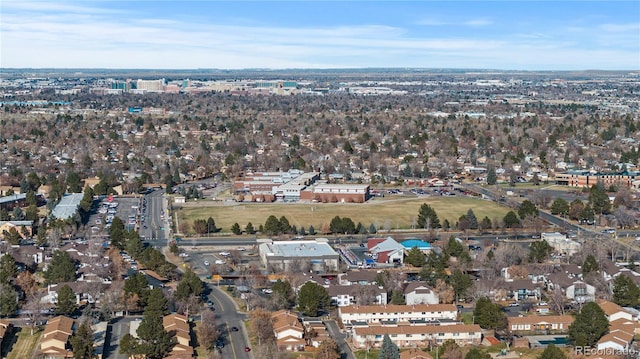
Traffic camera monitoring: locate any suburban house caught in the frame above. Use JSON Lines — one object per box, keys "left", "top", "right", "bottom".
{"left": 0, "top": 220, "right": 33, "bottom": 239}
{"left": 303, "top": 320, "right": 330, "bottom": 348}
{"left": 505, "top": 280, "right": 542, "bottom": 302}
{"left": 541, "top": 232, "right": 581, "bottom": 256}
{"left": 327, "top": 284, "right": 387, "bottom": 307}
{"left": 163, "top": 313, "right": 194, "bottom": 359}
{"left": 338, "top": 304, "right": 458, "bottom": 326}
{"left": 367, "top": 237, "right": 405, "bottom": 264}
{"left": 40, "top": 316, "right": 74, "bottom": 359}
{"left": 351, "top": 323, "right": 482, "bottom": 349}
{"left": 404, "top": 282, "right": 439, "bottom": 305}
{"left": 507, "top": 315, "right": 574, "bottom": 335}
{"left": 598, "top": 300, "right": 634, "bottom": 322}
{"left": 272, "top": 310, "right": 305, "bottom": 351}
{"left": 597, "top": 318, "right": 638, "bottom": 352}
{"left": 566, "top": 280, "right": 596, "bottom": 303}
{"left": 338, "top": 270, "right": 378, "bottom": 286}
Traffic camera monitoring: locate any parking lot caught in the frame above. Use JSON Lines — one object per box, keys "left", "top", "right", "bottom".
{"left": 86, "top": 195, "right": 142, "bottom": 240}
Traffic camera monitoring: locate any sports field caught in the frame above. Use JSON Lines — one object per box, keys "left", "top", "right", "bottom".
{"left": 177, "top": 196, "right": 511, "bottom": 233}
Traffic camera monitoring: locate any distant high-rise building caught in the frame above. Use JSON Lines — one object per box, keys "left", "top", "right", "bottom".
{"left": 136, "top": 79, "right": 165, "bottom": 92}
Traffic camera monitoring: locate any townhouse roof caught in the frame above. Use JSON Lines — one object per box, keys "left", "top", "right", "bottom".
{"left": 340, "top": 270, "right": 378, "bottom": 283}
{"left": 353, "top": 323, "right": 481, "bottom": 336}
{"left": 598, "top": 300, "right": 626, "bottom": 316}
{"left": 404, "top": 282, "right": 435, "bottom": 295}
{"left": 327, "top": 284, "right": 385, "bottom": 297}
{"left": 163, "top": 314, "right": 190, "bottom": 336}
{"left": 508, "top": 315, "right": 574, "bottom": 326}
{"left": 608, "top": 319, "right": 636, "bottom": 336}
{"left": 0, "top": 220, "right": 33, "bottom": 226}
{"left": 43, "top": 316, "right": 74, "bottom": 337}
{"left": 598, "top": 331, "right": 634, "bottom": 347}
{"left": 0, "top": 193, "right": 26, "bottom": 205}
{"left": 504, "top": 279, "right": 541, "bottom": 291}
{"left": 340, "top": 303, "right": 457, "bottom": 315}
{"left": 277, "top": 335, "right": 305, "bottom": 346}
{"left": 51, "top": 193, "right": 84, "bottom": 220}
{"left": 272, "top": 310, "right": 304, "bottom": 333}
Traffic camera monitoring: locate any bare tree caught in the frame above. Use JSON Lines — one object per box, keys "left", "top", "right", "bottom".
{"left": 197, "top": 308, "right": 219, "bottom": 352}
{"left": 23, "top": 290, "right": 46, "bottom": 335}
{"left": 547, "top": 287, "right": 566, "bottom": 315}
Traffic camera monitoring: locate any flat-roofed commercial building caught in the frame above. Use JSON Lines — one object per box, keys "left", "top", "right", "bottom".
{"left": 258, "top": 239, "right": 339, "bottom": 272}
{"left": 301, "top": 184, "right": 370, "bottom": 203}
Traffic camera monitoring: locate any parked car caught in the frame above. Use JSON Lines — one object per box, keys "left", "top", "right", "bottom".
{"left": 204, "top": 260, "right": 210, "bottom": 266}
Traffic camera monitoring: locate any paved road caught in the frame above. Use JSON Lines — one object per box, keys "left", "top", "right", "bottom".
{"left": 104, "top": 316, "right": 141, "bottom": 359}
{"left": 206, "top": 285, "right": 252, "bottom": 359}
{"left": 325, "top": 320, "right": 356, "bottom": 359}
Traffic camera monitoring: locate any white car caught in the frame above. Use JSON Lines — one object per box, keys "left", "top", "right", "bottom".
{"left": 262, "top": 289, "right": 273, "bottom": 294}
{"left": 203, "top": 260, "right": 210, "bottom": 266}
{"left": 214, "top": 259, "right": 225, "bottom": 265}
{"left": 219, "top": 251, "right": 230, "bottom": 256}
{"left": 178, "top": 252, "right": 189, "bottom": 257}
{"left": 235, "top": 247, "right": 246, "bottom": 251}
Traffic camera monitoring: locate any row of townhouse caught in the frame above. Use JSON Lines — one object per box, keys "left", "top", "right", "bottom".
{"left": 508, "top": 315, "right": 574, "bottom": 335}
{"left": 163, "top": 313, "right": 194, "bottom": 358}
{"left": 40, "top": 316, "right": 74, "bottom": 359}
{"left": 351, "top": 322, "right": 483, "bottom": 349}
{"left": 271, "top": 310, "right": 331, "bottom": 352}
{"left": 338, "top": 304, "right": 458, "bottom": 326}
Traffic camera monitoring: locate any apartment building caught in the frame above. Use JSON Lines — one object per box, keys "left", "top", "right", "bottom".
{"left": 338, "top": 304, "right": 457, "bottom": 325}
{"left": 351, "top": 323, "right": 482, "bottom": 349}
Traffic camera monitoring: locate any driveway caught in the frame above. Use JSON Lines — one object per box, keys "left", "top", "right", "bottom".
{"left": 325, "top": 319, "right": 356, "bottom": 359}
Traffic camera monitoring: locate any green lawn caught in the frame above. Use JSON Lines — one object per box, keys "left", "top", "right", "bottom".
{"left": 6, "top": 328, "right": 41, "bottom": 359}
{"left": 354, "top": 349, "right": 380, "bottom": 359}
{"left": 177, "top": 197, "right": 511, "bottom": 233}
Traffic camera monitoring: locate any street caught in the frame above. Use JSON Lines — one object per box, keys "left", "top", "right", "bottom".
{"left": 206, "top": 285, "right": 252, "bottom": 359}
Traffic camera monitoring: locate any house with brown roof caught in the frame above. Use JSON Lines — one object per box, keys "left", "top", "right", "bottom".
{"left": 597, "top": 318, "right": 637, "bottom": 352}
{"left": 163, "top": 313, "right": 194, "bottom": 359}
{"left": 40, "top": 316, "right": 74, "bottom": 359}
{"left": 303, "top": 321, "right": 330, "bottom": 348}
{"left": 352, "top": 323, "right": 482, "bottom": 349}
{"left": 598, "top": 300, "right": 633, "bottom": 322}
{"left": 272, "top": 310, "right": 305, "bottom": 351}
{"left": 507, "top": 315, "right": 574, "bottom": 335}
{"left": 338, "top": 270, "right": 378, "bottom": 286}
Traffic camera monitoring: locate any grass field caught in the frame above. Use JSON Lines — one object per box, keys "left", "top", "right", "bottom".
{"left": 6, "top": 328, "right": 41, "bottom": 359}
{"left": 177, "top": 197, "right": 511, "bottom": 233}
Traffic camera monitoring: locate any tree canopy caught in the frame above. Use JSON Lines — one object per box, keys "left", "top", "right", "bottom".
{"left": 297, "top": 281, "right": 330, "bottom": 317}
{"left": 568, "top": 302, "right": 609, "bottom": 347}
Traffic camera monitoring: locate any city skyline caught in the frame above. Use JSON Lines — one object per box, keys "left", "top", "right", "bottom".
{"left": 1, "top": 1, "right": 639, "bottom": 70}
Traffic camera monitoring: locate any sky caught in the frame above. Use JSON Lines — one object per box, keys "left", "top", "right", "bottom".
{"left": 1, "top": 1, "right": 639, "bottom": 70}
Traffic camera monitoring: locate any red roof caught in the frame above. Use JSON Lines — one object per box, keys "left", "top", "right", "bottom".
{"left": 367, "top": 238, "right": 386, "bottom": 251}
{"left": 377, "top": 250, "right": 391, "bottom": 263}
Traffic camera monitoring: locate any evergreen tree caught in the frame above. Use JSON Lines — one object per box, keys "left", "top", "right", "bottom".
{"left": 473, "top": 297, "right": 507, "bottom": 330}
{"left": 44, "top": 250, "right": 76, "bottom": 284}
{"left": 466, "top": 209, "right": 478, "bottom": 229}
{"left": 206, "top": 216, "right": 218, "bottom": 233}
{"left": 264, "top": 215, "right": 281, "bottom": 235}
{"left": 56, "top": 284, "right": 76, "bottom": 315}
{"left": 449, "top": 269, "right": 473, "bottom": 303}
{"left": 308, "top": 225, "right": 316, "bottom": 235}
{"left": 529, "top": 240, "right": 552, "bottom": 263}
{"left": 486, "top": 167, "right": 497, "bottom": 185}
{"left": 589, "top": 184, "right": 611, "bottom": 215}
{"left": 0, "top": 284, "right": 18, "bottom": 317}
{"left": 297, "top": 282, "right": 330, "bottom": 317}
{"left": 405, "top": 247, "right": 426, "bottom": 267}
{"left": 550, "top": 198, "right": 570, "bottom": 216}
{"left": 109, "top": 217, "right": 126, "bottom": 249}
{"left": 137, "top": 313, "right": 174, "bottom": 359}
{"left": 231, "top": 222, "right": 241, "bottom": 235}
{"left": 417, "top": 203, "right": 440, "bottom": 229}
{"left": 568, "top": 302, "right": 609, "bottom": 347}
{"left": 174, "top": 268, "right": 204, "bottom": 301}
{"left": 279, "top": 216, "right": 291, "bottom": 234}
{"left": 518, "top": 200, "right": 539, "bottom": 219}
{"left": 245, "top": 222, "right": 256, "bottom": 234}
{"left": 378, "top": 334, "right": 400, "bottom": 359}
{"left": 0, "top": 254, "right": 18, "bottom": 284}
{"left": 503, "top": 211, "right": 520, "bottom": 228}
{"left": 613, "top": 274, "right": 640, "bottom": 307}
{"left": 145, "top": 288, "right": 169, "bottom": 316}
{"left": 389, "top": 290, "right": 405, "bottom": 305}
{"left": 271, "top": 279, "right": 295, "bottom": 309}
{"left": 71, "top": 321, "right": 94, "bottom": 359}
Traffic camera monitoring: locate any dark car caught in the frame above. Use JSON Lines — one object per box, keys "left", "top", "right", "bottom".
{"left": 231, "top": 326, "right": 239, "bottom": 332}
{"left": 216, "top": 341, "right": 224, "bottom": 349}
{"left": 245, "top": 347, "right": 251, "bottom": 352}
